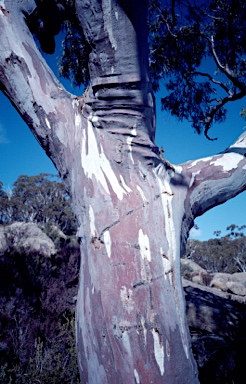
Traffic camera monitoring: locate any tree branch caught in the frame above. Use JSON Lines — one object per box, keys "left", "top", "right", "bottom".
{"left": 183, "top": 131, "right": 246, "bottom": 219}
{"left": 156, "top": 3, "right": 177, "bottom": 38}
{"left": 186, "top": 69, "right": 246, "bottom": 140}
{"left": 0, "top": 2, "right": 78, "bottom": 177}
{"left": 189, "top": 71, "right": 233, "bottom": 96}
{"left": 210, "top": 35, "right": 246, "bottom": 93}
{"left": 203, "top": 90, "right": 246, "bottom": 140}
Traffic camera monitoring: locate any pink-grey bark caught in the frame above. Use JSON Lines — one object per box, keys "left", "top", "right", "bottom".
{"left": 0, "top": 1, "right": 246, "bottom": 383}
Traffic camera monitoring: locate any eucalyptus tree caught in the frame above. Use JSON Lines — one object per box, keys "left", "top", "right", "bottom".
{"left": 0, "top": 174, "right": 76, "bottom": 232}
{"left": 0, "top": 0, "right": 245, "bottom": 383}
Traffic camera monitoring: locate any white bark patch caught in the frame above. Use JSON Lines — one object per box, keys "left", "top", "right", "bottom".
{"left": 138, "top": 229, "right": 151, "bottom": 262}
{"left": 122, "top": 331, "right": 132, "bottom": 357}
{"left": 72, "top": 99, "right": 79, "bottom": 108}
{"left": 120, "top": 175, "right": 132, "bottom": 193}
{"left": 188, "top": 156, "right": 211, "bottom": 168}
{"left": 166, "top": 339, "right": 171, "bottom": 360}
{"left": 88, "top": 114, "right": 100, "bottom": 127}
{"left": 155, "top": 168, "right": 190, "bottom": 358}
{"left": 103, "top": 230, "right": 111, "bottom": 258}
{"left": 89, "top": 205, "right": 96, "bottom": 237}
{"left": 120, "top": 286, "right": 135, "bottom": 313}
{"left": 155, "top": 170, "right": 176, "bottom": 263}
{"left": 75, "top": 112, "right": 82, "bottom": 128}
{"left": 151, "top": 329, "right": 164, "bottom": 376}
{"left": 81, "top": 120, "right": 127, "bottom": 200}
{"left": 45, "top": 118, "right": 51, "bottom": 129}
{"left": 136, "top": 316, "right": 147, "bottom": 346}
{"left": 160, "top": 247, "right": 172, "bottom": 282}
{"left": 142, "top": 316, "right": 147, "bottom": 345}
{"left": 230, "top": 134, "right": 246, "bottom": 148}
{"left": 211, "top": 153, "right": 243, "bottom": 172}
{"left": 189, "top": 170, "right": 200, "bottom": 188}
{"left": 137, "top": 185, "right": 147, "bottom": 205}
{"left": 173, "top": 165, "right": 182, "bottom": 174}
{"left": 188, "top": 152, "right": 244, "bottom": 173}
{"left": 102, "top": 0, "right": 117, "bottom": 50}
{"left": 127, "top": 127, "right": 137, "bottom": 164}
{"left": 56, "top": 126, "right": 67, "bottom": 146}
{"left": 155, "top": 172, "right": 189, "bottom": 358}
{"left": 127, "top": 136, "right": 134, "bottom": 164}
{"left": 134, "top": 369, "right": 140, "bottom": 383}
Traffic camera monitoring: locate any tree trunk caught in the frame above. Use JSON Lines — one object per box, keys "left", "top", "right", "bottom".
{"left": 71, "top": 97, "right": 199, "bottom": 382}
{"left": 72, "top": 1, "right": 198, "bottom": 381}
{"left": 0, "top": 1, "right": 246, "bottom": 383}
{"left": 75, "top": 164, "right": 198, "bottom": 383}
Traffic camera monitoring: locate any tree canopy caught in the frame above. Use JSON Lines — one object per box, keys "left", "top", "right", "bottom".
{"left": 25, "top": 0, "right": 246, "bottom": 140}
{"left": 149, "top": 0, "right": 246, "bottom": 139}
{"left": 0, "top": 174, "right": 76, "bottom": 234}
{"left": 186, "top": 224, "right": 246, "bottom": 273}
{"left": 26, "top": 0, "right": 90, "bottom": 86}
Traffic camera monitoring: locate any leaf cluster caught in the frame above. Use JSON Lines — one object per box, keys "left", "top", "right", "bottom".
{"left": 148, "top": 0, "right": 246, "bottom": 138}
{"left": 186, "top": 224, "right": 246, "bottom": 273}
{"left": 0, "top": 174, "right": 77, "bottom": 235}
{"left": 25, "top": 0, "right": 90, "bottom": 87}
{"left": 58, "top": 19, "right": 90, "bottom": 87}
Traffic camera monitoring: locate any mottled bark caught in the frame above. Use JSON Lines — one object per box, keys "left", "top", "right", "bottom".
{"left": 0, "top": 1, "right": 246, "bottom": 383}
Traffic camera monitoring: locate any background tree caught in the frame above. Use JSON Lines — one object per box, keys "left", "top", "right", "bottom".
{"left": 0, "top": 174, "right": 77, "bottom": 234}
{"left": 0, "top": 1, "right": 246, "bottom": 383}
{"left": 185, "top": 225, "right": 246, "bottom": 273}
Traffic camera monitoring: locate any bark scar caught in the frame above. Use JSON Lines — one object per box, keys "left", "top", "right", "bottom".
{"left": 91, "top": 236, "right": 102, "bottom": 249}
{"left": 98, "top": 219, "right": 121, "bottom": 240}
{"left": 5, "top": 52, "right": 22, "bottom": 66}
{"left": 0, "top": 6, "right": 9, "bottom": 15}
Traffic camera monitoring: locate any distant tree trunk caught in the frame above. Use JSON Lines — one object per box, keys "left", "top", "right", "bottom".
{"left": 0, "top": 1, "right": 246, "bottom": 383}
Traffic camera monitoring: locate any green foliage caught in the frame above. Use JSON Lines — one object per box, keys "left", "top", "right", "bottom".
{"left": 58, "top": 20, "right": 90, "bottom": 88}
{"left": 226, "top": 223, "right": 246, "bottom": 238}
{"left": 186, "top": 225, "right": 246, "bottom": 273}
{"left": 0, "top": 174, "right": 77, "bottom": 235}
{"left": 26, "top": 0, "right": 90, "bottom": 87}
{"left": 148, "top": 0, "right": 246, "bottom": 138}
{"left": 240, "top": 107, "right": 246, "bottom": 120}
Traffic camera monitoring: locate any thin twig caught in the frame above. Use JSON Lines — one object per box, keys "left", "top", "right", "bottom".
{"left": 189, "top": 70, "right": 233, "bottom": 96}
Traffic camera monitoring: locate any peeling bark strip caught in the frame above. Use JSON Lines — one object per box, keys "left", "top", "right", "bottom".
{"left": 0, "top": 1, "right": 246, "bottom": 383}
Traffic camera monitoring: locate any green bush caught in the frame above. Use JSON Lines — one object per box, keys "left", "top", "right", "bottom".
{"left": 186, "top": 225, "right": 246, "bottom": 273}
